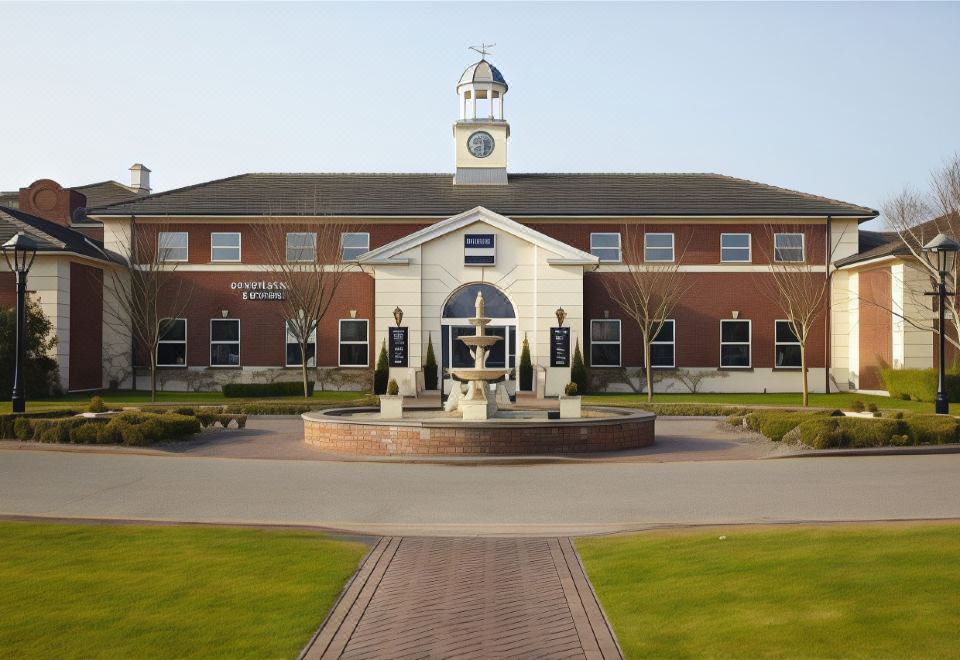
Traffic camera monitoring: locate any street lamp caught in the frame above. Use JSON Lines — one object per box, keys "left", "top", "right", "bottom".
{"left": 923, "top": 233, "right": 960, "bottom": 415}
{"left": 2, "top": 232, "right": 38, "bottom": 413}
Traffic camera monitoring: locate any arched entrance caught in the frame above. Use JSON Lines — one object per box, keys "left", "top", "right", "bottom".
{"left": 441, "top": 283, "right": 517, "bottom": 395}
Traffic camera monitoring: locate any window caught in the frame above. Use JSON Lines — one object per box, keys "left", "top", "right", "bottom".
{"left": 211, "top": 232, "right": 241, "bottom": 262}
{"left": 341, "top": 232, "right": 370, "bottom": 261}
{"left": 210, "top": 319, "right": 240, "bottom": 366}
{"left": 774, "top": 233, "right": 805, "bottom": 262}
{"left": 158, "top": 232, "right": 188, "bottom": 262}
{"left": 590, "top": 233, "right": 621, "bottom": 262}
{"left": 286, "top": 320, "right": 317, "bottom": 367}
{"left": 590, "top": 319, "right": 621, "bottom": 367}
{"left": 720, "top": 233, "right": 751, "bottom": 262}
{"left": 286, "top": 232, "right": 316, "bottom": 262}
{"left": 339, "top": 319, "right": 368, "bottom": 367}
{"left": 775, "top": 320, "right": 802, "bottom": 368}
{"left": 157, "top": 318, "right": 187, "bottom": 366}
{"left": 644, "top": 233, "right": 674, "bottom": 262}
{"left": 720, "top": 319, "right": 751, "bottom": 368}
{"left": 650, "top": 320, "right": 675, "bottom": 368}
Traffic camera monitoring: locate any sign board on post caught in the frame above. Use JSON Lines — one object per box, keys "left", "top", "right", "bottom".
{"left": 550, "top": 327, "right": 571, "bottom": 367}
{"left": 389, "top": 327, "right": 408, "bottom": 367}
{"left": 464, "top": 234, "right": 496, "bottom": 266}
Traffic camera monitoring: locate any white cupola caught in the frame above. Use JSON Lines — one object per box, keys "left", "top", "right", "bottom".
{"left": 453, "top": 52, "right": 510, "bottom": 186}
{"left": 456, "top": 59, "right": 508, "bottom": 121}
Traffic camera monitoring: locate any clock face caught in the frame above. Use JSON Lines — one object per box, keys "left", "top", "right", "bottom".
{"left": 467, "top": 131, "right": 495, "bottom": 158}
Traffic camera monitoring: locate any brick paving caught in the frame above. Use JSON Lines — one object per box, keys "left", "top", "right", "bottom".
{"left": 300, "top": 537, "right": 622, "bottom": 660}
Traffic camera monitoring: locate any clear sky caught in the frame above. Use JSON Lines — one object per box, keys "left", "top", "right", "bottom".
{"left": 2, "top": 2, "right": 959, "bottom": 227}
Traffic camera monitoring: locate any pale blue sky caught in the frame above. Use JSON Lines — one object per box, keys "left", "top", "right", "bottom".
{"left": 2, "top": 2, "right": 959, "bottom": 227}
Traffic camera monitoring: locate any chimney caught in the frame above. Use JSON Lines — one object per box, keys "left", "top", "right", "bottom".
{"left": 129, "top": 163, "right": 151, "bottom": 194}
{"left": 19, "top": 179, "right": 87, "bottom": 227}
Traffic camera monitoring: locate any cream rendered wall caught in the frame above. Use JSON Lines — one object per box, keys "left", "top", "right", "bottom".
{"left": 899, "top": 261, "right": 934, "bottom": 369}
{"left": 99, "top": 218, "right": 134, "bottom": 388}
{"left": 454, "top": 123, "right": 508, "bottom": 170}
{"left": 831, "top": 218, "right": 860, "bottom": 262}
{"left": 26, "top": 257, "right": 71, "bottom": 390}
{"left": 830, "top": 270, "right": 851, "bottom": 390}
{"left": 847, "top": 272, "right": 860, "bottom": 390}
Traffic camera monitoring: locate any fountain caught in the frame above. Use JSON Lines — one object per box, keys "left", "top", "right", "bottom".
{"left": 448, "top": 291, "right": 512, "bottom": 420}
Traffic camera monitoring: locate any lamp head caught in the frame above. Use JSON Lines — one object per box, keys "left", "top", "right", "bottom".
{"left": 1, "top": 232, "right": 38, "bottom": 274}
{"left": 555, "top": 306, "right": 566, "bottom": 327}
{"left": 393, "top": 306, "right": 403, "bottom": 327}
{"left": 923, "top": 233, "right": 960, "bottom": 274}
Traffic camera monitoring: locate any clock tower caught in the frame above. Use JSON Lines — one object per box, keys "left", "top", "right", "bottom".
{"left": 454, "top": 57, "right": 509, "bottom": 185}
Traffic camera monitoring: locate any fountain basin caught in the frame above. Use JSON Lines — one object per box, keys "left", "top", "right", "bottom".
{"left": 448, "top": 368, "right": 512, "bottom": 381}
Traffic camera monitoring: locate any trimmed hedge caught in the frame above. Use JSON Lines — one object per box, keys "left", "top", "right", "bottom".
{"left": 0, "top": 410, "right": 79, "bottom": 439}
{"left": 741, "top": 409, "right": 843, "bottom": 442}
{"left": 222, "top": 381, "right": 315, "bottom": 398}
{"left": 881, "top": 368, "right": 960, "bottom": 402}
{"left": 95, "top": 412, "right": 201, "bottom": 446}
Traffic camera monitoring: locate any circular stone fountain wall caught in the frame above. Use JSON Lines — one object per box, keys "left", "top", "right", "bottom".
{"left": 303, "top": 407, "right": 655, "bottom": 456}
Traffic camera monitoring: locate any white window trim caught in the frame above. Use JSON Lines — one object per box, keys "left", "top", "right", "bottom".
{"left": 590, "top": 319, "right": 622, "bottom": 368}
{"left": 209, "top": 318, "right": 241, "bottom": 368}
{"left": 210, "top": 232, "right": 242, "bottom": 263}
{"left": 157, "top": 318, "right": 188, "bottom": 367}
{"left": 719, "top": 319, "right": 752, "bottom": 368}
{"left": 285, "top": 320, "right": 318, "bottom": 368}
{"left": 590, "top": 232, "right": 622, "bottom": 263}
{"left": 720, "top": 233, "right": 752, "bottom": 263}
{"left": 774, "top": 232, "right": 805, "bottom": 263}
{"left": 158, "top": 231, "right": 188, "bottom": 263}
{"left": 286, "top": 232, "right": 317, "bottom": 263}
{"left": 338, "top": 319, "right": 369, "bottom": 367}
{"left": 774, "top": 319, "right": 802, "bottom": 369}
{"left": 650, "top": 319, "right": 675, "bottom": 368}
{"left": 340, "top": 232, "right": 370, "bottom": 261}
{"left": 644, "top": 233, "right": 675, "bottom": 263}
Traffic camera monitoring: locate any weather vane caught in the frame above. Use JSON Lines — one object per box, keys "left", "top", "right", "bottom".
{"left": 469, "top": 43, "right": 495, "bottom": 59}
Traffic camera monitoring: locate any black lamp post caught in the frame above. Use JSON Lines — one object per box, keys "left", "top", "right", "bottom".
{"left": 923, "top": 233, "right": 959, "bottom": 415}
{"left": 2, "top": 232, "right": 38, "bottom": 414}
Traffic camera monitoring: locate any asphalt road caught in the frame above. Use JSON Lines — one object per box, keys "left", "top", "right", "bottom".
{"left": 1, "top": 450, "right": 958, "bottom": 535}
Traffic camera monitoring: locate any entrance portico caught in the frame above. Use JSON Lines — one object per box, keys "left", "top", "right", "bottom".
{"left": 358, "top": 206, "right": 598, "bottom": 397}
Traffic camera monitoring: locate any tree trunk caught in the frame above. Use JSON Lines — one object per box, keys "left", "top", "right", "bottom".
{"left": 800, "top": 342, "right": 809, "bottom": 407}
{"left": 150, "top": 358, "right": 157, "bottom": 403}
{"left": 301, "top": 343, "right": 310, "bottom": 399}
{"left": 644, "top": 340, "right": 654, "bottom": 403}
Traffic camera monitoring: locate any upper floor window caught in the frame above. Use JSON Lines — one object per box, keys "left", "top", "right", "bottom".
{"left": 339, "top": 319, "right": 369, "bottom": 367}
{"left": 341, "top": 232, "right": 369, "bottom": 261}
{"left": 720, "top": 233, "right": 751, "bottom": 263}
{"left": 210, "top": 319, "right": 240, "bottom": 367}
{"left": 775, "top": 320, "right": 802, "bottom": 368}
{"left": 158, "top": 232, "right": 188, "bottom": 262}
{"left": 774, "top": 233, "right": 805, "bottom": 263}
{"left": 590, "top": 233, "right": 621, "bottom": 262}
{"left": 590, "top": 319, "right": 621, "bottom": 367}
{"left": 644, "top": 233, "right": 675, "bottom": 262}
{"left": 157, "top": 318, "right": 187, "bottom": 366}
{"left": 286, "top": 232, "right": 316, "bottom": 262}
{"left": 720, "top": 319, "right": 751, "bottom": 368}
{"left": 650, "top": 320, "right": 675, "bottom": 368}
{"left": 211, "top": 232, "right": 241, "bottom": 262}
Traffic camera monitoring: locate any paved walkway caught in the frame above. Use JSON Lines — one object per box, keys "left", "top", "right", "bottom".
{"left": 301, "top": 537, "right": 621, "bottom": 660}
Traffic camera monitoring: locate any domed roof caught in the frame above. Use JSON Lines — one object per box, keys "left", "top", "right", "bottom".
{"left": 457, "top": 60, "right": 508, "bottom": 91}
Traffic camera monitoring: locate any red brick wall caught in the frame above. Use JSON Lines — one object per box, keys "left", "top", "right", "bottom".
{"left": 857, "top": 267, "right": 893, "bottom": 390}
{"left": 0, "top": 272, "right": 15, "bottom": 308}
{"left": 19, "top": 180, "right": 86, "bottom": 227}
{"left": 69, "top": 262, "right": 103, "bottom": 390}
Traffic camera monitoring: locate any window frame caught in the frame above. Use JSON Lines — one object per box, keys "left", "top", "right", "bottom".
{"left": 719, "top": 319, "right": 752, "bottom": 369}
{"left": 286, "top": 232, "right": 317, "bottom": 263}
{"left": 590, "top": 319, "right": 622, "bottom": 368}
{"left": 210, "top": 232, "right": 242, "bottom": 263}
{"left": 590, "top": 232, "right": 622, "bottom": 263}
{"left": 644, "top": 233, "right": 675, "bottom": 263}
{"left": 156, "top": 318, "right": 188, "bottom": 367}
{"left": 158, "top": 231, "right": 188, "bottom": 263}
{"left": 774, "top": 319, "right": 802, "bottom": 369}
{"left": 340, "top": 232, "right": 370, "bottom": 262}
{"left": 338, "top": 319, "right": 369, "bottom": 368}
{"left": 209, "top": 318, "right": 241, "bottom": 368}
{"left": 720, "top": 233, "right": 752, "bottom": 263}
{"left": 650, "top": 319, "right": 676, "bottom": 368}
{"left": 774, "top": 232, "right": 805, "bottom": 263}
{"left": 285, "top": 320, "right": 318, "bottom": 368}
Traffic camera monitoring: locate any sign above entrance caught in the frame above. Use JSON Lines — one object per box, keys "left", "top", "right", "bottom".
{"left": 464, "top": 234, "right": 496, "bottom": 266}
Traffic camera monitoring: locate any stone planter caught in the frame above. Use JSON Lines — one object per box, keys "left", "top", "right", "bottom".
{"left": 77, "top": 411, "right": 121, "bottom": 419}
{"left": 559, "top": 395, "right": 582, "bottom": 419}
{"left": 379, "top": 395, "right": 404, "bottom": 419}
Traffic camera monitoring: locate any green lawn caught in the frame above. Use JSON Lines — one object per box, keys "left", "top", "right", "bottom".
{"left": 583, "top": 391, "right": 957, "bottom": 414}
{"left": 0, "top": 522, "right": 367, "bottom": 659}
{"left": 578, "top": 524, "right": 960, "bottom": 659}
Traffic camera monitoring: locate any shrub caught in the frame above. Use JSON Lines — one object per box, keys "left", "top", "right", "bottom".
{"left": 386, "top": 379, "right": 399, "bottom": 396}
{"left": 867, "top": 402, "right": 878, "bottom": 413}
{"left": 850, "top": 400, "right": 865, "bottom": 412}
{"left": 798, "top": 417, "right": 913, "bottom": 449}
{"left": 13, "top": 418, "right": 34, "bottom": 441}
{"left": 571, "top": 340, "right": 588, "bottom": 396}
{"left": 423, "top": 334, "right": 438, "bottom": 390}
{"left": 905, "top": 414, "right": 960, "bottom": 445}
{"left": 88, "top": 396, "right": 107, "bottom": 413}
{"left": 69, "top": 422, "right": 103, "bottom": 444}
{"left": 374, "top": 340, "right": 389, "bottom": 395}
{"left": 519, "top": 334, "right": 533, "bottom": 391}
{"left": 564, "top": 382, "right": 578, "bottom": 397}
{"left": 101, "top": 412, "right": 201, "bottom": 446}
{"left": 172, "top": 407, "right": 195, "bottom": 416}
{"left": 0, "top": 298, "right": 60, "bottom": 397}
{"left": 0, "top": 410, "right": 78, "bottom": 439}
{"left": 881, "top": 368, "right": 960, "bottom": 402}
{"left": 725, "top": 415, "right": 744, "bottom": 427}
{"left": 222, "top": 382, "right": 315, "bottom": 398}
{"left": 742, "top": 409, "right": 844, "bottom": 442}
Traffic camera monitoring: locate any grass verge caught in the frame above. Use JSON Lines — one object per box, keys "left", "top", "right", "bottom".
{"left": 578, "top": 524, "right": 960, "bottom": 659}
{"left": 0, "top": 522, "right": 367, "bottom": 658}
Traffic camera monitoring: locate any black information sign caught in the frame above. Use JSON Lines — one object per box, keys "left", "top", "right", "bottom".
{"left": 550, "top": 327, "right": 571, "bottom": 367}
{"left": 389, "top": 327, "right": 408, "bottom": 367}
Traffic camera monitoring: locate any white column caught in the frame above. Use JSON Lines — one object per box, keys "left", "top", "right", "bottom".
{"left": 471, "top": 88, "right": 477, "bottom": 119}
{"left": 488, "top": 85, "right": 494, "bottom": 118}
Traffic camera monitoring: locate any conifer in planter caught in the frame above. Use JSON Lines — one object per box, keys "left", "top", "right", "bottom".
{"left": 519, "top": 333, "right": 533, "bottom": 391}
{"left": 374, "top": 339, "right": 389, "bottom": 394}
{"left": 423, "top": 333, "right": 438, "bottom": 390}
{"left": 571, "top": 339, "right": 588, "bottom": 395}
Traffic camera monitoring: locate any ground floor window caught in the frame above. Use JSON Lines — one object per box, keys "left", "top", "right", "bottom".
{"left": 775, "top": 320, "right": 802, "bottom": 368}
{"left": 210, "top": 319, "right": 240, "bottom": 366}
{"left": 286, "top": 320, "right": 317, "bottom": 367}
{"left": 157, "top": 318, "right": 187, "bottom": 366}
{"left": 720, "top": 319, "right": 751, "bottom": 368}
{"left": 339, "top": 319, "right": 368, "bottom": 367}
{"left": 590, "top": 319, "right": 621, "bottom": 367}
{"left": 650, "top": 320, "right": 675, "bottom": 368}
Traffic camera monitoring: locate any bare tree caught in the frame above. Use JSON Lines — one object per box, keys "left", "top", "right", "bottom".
{"left": 253, "top": 221, "right": 356, "bottom": 398}
{"left": 103, "top": 221, "right": 194, "bottom": 401}
{"left": 601, "top": 226, "right": 693, "bottom": 402}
